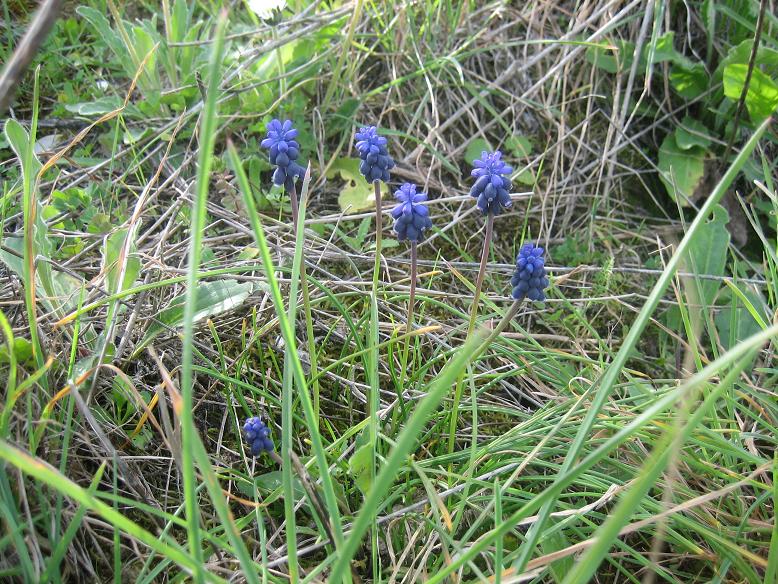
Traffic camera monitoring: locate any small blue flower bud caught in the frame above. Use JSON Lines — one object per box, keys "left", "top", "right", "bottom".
{"left": 469, "top": 151, "right": 513, "bottom": 215}
{"left": 243, "top": 416, "right": 274, "bottom": 456}
{"left": 511, "top": 243, "right": 549, "bottom": 302}
{"left": 355, "top": 126, "right": 394, "bottom": 184}
{"left": 391, "top": 183, "right": 433, "bottom": 242}
{"left": 261, "top": 119, "right": 306, "bottom": 192}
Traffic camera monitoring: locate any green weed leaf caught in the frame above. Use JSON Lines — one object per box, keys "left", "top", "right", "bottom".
{"left": 657, "top": 133, "right": 706, "bottom": 206}
{"left": 133, "top": 279, "right": 253, "bottom": 357}
{"left": 675, "top": 117, "right": 713, "bottom": 150}
{"left": 723, "top": 64, "right": 778, "bottom": 122}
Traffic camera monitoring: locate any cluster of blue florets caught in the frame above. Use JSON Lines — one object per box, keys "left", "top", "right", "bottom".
{"left": 261, "top": 119, "right": 305, "bottom": 192}
{"left": 391, "top": 183, "right": 433, "bottom": 242}
{"left": 511, "top": 244, "right": 549, "bottom": 301}
{"left": 355, "top": 126, "right": 394, "bottom": 183}
{"left": 243, "top": 416, "right": 274, "bottom": 456}
{"left": 469, "top": 151, "right": 513, "bottom": 215}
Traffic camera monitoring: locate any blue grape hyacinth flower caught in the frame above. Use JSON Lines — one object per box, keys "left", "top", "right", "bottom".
{"left": 511, "top": 243, "right": 549, "bottom": 301}
{"left": 469, "top": 151, "right": 513, "bottom": 215}
{"left": 261, "top": 119, "right": 306, "bottom": 192}
{"left": 391, "top": 183, "right": 432, "bottom": 242}
{"left": 243, "top": 416, "right": 274, "bottom": 456}
{"left": 355, "top": 125, "right": 394, "bottom": 183}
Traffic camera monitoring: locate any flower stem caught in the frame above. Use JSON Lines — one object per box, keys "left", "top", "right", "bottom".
{"left": 466, "top": 212, "right": 494, "bottom": 336}
{"left": 289, "top": 180, "right": 299, "bottom": 232}
{"left": 372, "top": 180, "right": 382, "bottom": 285}
{"left": 447, "top": 212, "right": 494, "bottom": 456}
{"left": 290, "top": 179, "right": 321, "bottom": 427}
{"left": 407, "top": 241, "right": 417, "bottom": 334}
{"left": 393, "top": 241, "right": 417, "bottom": 429}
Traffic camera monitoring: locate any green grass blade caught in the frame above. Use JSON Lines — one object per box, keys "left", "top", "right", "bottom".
{"left": 328, "top": 330, "right": 486, "bottom": 583}
{"left": 0, "top": 439, "right": 222, "bottom": 583}
{"left": 562, "top": 331, "right": 774, "bottom": 583}
{"left": 179, "top": 10, "right": 228, "bottom": 577}
{"left": 512, "top": 116, "right": 772, "bottom": 573}
{"left": 424, "top": 321, "right": 778, "bottom": 583}
{"left": 227, "top": 142, "right": 346, "bottom": 559}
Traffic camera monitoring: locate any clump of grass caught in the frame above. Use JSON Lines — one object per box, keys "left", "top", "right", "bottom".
{"left": 0, "top": 2, "right": 776, "bottom": 583}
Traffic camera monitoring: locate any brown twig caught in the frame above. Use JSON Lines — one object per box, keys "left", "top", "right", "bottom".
{"left": 721, "top": 0, "right": 768, "bottom": 164}
{"left": 0, "top": 0, "right": 65, "bottom": 114}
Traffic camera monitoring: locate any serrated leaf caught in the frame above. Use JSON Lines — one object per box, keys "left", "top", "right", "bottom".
{"left": 723, "top": 64, "right": 778, "bottom": 122}
{"left": 675, "top": 117, "right": 712, "bottom": 150}
{"left": 132, "top": 279, "right": 253, "bottom": 357}
{"left": 657, "top": 134, "right": 706, "bottom": 206}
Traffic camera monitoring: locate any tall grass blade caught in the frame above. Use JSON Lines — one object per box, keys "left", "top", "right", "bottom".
{"left": 512, "top": 116, "right": 772, "bottom": 573}
{"left": 178, "top": 10, "right": 228, "bottom": 576}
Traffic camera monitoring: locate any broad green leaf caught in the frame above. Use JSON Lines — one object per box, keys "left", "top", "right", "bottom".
{"left": 77, "top": 7, "right": 138, "bottom": 81}
{"left": 657, "top": 134, "right": 707, "bottom": 206}
{"left": 326, "top": 157, "right": 387, "bottom": 214}
{"left": 675, "top": 117, "right": 713, "bottom": 150}
{"left": 464, "top": 138, "right": 491, "bottom": 165}
{"left": 506, "top": 134, "right": 533, "bottom": 158}
{"left": 0, "top": 338, "right": 34, "bottom": 365}
{"left": 246, "top": 470, "right": 305, "bottom": 501}
{"left": 683, "top": 204, "right": 730, "bottom": 307}
{"left": 0, "top": 238, "right": 84, "bottom": 317}
{"left": 585, "top": 41, "right": 633, "bottom": 74}
{"left": 132, "top": 279, "right": 253, "bottom": 356}
{"left": 715, "top": 285, "right": 768, "bottom": 351}
{"left": 587, "top": 33, "right": 688, "bottom": 76}
{"left": 669, "top": 62, "right": 708, "bottom": 99}
{"left": 716, "top": 40, "right": 778, "bottom": 83}
{"left": 516, "top": 170, "right": 536, "bottom": 186}
{"left": 647, "top": 31, "right": 680, "bottom": 65}
{"left": 103, "top": 228, "right": 141, "bottom": 296}
{"left": 64, "top": 96, "right": 123, "bottom": 116}
{"left": 4, "top": 119, "right": 42, "bottom": 177}
{"left": 237, "top": 247, "right": 259, "bottom": 261}
{"left": 723, "top": 64, "right": 778, "bottom": 121}
{"left": 348, "top": 441, "right": 373, "bottom": 495}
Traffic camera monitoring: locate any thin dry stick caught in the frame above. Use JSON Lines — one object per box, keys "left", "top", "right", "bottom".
{"left": 0, "top": 0, "right": 64, "bottom": 113}
{"left": 721, "top": 0, "right": 768, "bottom": 164}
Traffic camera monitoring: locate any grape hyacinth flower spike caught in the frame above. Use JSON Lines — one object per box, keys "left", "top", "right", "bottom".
{"left": 243, "top": 416, "right": 274, "bottom": 457}
{"left": 391, "top": 183, "right": 432, "bottom": 423}
{"left": 449, "top": 149, "right": 514, "bottom": 455}
{"left": 469, "top": 150, "right": 513, "bottom": 216}
{"left": 354, "top": 125, "right": 394, "bottom": 281}
{"left": 261, "top": 119, "right": 306, "bottom": 225}
{"left": 511, "top": 243, "right": 549, "bottom": 302}
{"left": 261, "top": 119, "right": 305, "bottom": 192}
{"left": 464, "top": 149, "right": 515, "bottom": 336}
{"left": 391, "top": 183, "right": 432, "bottom": 243}
{"left": 355, "top": 125, "right": 394, "bottom": 184}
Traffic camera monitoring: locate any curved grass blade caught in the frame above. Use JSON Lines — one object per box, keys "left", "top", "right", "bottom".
{"left": 511, "top": 116, "right": 772, "bottom": 573}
